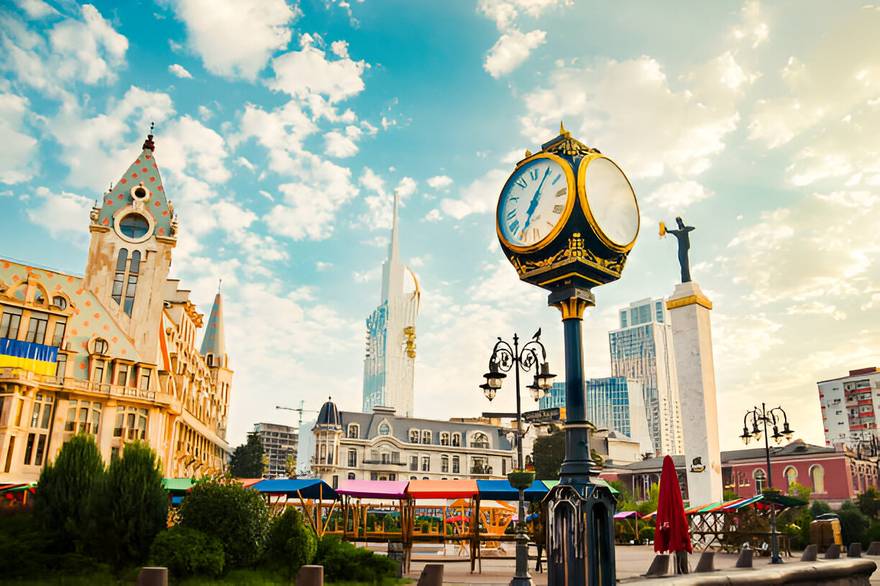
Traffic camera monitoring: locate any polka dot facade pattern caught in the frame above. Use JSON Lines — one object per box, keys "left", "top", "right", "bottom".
{"left": 97, "top": 148, "right": 173, "bottom": 237}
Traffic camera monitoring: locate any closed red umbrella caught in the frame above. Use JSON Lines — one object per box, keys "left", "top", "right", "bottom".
{"left": 654, "top": 455, "right": 692, "bottom": 556}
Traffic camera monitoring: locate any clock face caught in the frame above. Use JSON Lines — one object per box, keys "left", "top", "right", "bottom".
{"left": 580, "top": 156, "right": 639, "bottom": 250}
{"left": 498, "top": 155, "right": 573, "bottom": 250}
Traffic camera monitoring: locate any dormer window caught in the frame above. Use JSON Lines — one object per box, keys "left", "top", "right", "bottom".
{"left": 347, "top": 424, "right": 360, "bottom": 438}
{"left": 440, "top": 432, "right": 450, "bottom": 446}
{"left": 421, "top": 430, "right": 432, "bottom": 445}
{"left": 52, "top": 295, "right": 67, "bottom": 310}
{"left": 472, "top": 432, "right": 490, "bottom": 449}
{"left": 451, "top": 432, "right": 461, "bottom": 447}
{"left": 94, "top": 338, "right": 109, "bottom": 355}
{"left": 378, "top": 422, "right": 391, "bottom": 436}
{"left": 409, "top": 429, "right": 419, "bottom": 443}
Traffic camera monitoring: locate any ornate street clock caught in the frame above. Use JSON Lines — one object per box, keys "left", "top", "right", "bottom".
{"left": 496, "top": 124, "right": 640, "bottom": 291}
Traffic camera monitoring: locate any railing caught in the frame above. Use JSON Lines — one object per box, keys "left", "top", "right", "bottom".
{"left": 0, "top": 367, "right": 168, "bottom": 403}
{"left": 470, "top": 464, "right": 494, "bottom": 475}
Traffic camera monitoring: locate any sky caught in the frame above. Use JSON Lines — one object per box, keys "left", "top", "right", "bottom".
{"left": 1, "top": 0, "right": 879, "bottom": 452}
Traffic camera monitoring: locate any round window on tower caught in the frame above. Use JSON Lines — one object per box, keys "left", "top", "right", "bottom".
{"left": 115, "top": 211, "right": 153, "bottom": 242}
{"left": 130, "top": 183, "right": 151, "bottom": 202}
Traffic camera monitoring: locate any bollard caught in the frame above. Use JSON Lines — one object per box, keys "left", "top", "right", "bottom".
{"left": 735, "top": 548, "right": 753, "bottom": 568}
{"left": 137, "top": 567, "right": 168, "bottom": 586}
{"left": 867, "top": 541, "right": 880, "bottom": 556}
{"left": 848, "top": 542, "right": 862, "bottom": 558}
{"left": 417, "top": 563, "right": 443, "bottom": 586}
{"left": 694, "top": 551, "right": 715, "bottom": 573}
{"left": 800, "top": 544, "right": 818, "bottom": 561}
{"left": 824, "top": 543, "right": 841, "bottom": 559}
{"left": 643, "top": 554, "right": 669, "bottom": 577}
{"left": 296, "top": 565, "right": 324, "bottom": 586}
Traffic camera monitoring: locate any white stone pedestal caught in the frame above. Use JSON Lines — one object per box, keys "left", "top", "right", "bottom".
{"left": 667, "top": 281, "right": 722, "bottom": 506}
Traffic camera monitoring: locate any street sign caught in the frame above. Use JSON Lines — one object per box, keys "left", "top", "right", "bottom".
{"left": 523, "top": 407, "right": 565, "bottom": 423}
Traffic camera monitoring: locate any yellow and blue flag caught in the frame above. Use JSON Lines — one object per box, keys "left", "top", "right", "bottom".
{"left": 0, "top": 338, "right": 59, "bottom": 376}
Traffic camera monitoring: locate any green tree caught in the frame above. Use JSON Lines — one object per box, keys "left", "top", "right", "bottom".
{"left": 264, "top": 507, "right": 317, "bottom": 578}
{"left": 636, "top": 483, "right": 660, "bottom": 516}
{"left": 91, "top": 442, "right": 168, "bottom": 566}
{"left": 839, "top": 500, "right": 870, "bottom": 546}
{"left": 532, "top": 430, "right": 565, "bottom": 479}
{"left": 150, "top": 526, "right": 225, "bottom": 578}
{"left": 179, "top": 476, "right": 270, "bottom": 568}
{"left": 230, "top": 433, "right": 264, "bottom": 478}
{"left": 858, "top": 487, "right": 880, "bottom": 520}
{"left": 34, "top": 434, "right": 105, "bottom": 552}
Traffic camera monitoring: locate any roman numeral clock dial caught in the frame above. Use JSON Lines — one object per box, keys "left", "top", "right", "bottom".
{"left": 497, "top": 154, "right": 574, "bottom": 252}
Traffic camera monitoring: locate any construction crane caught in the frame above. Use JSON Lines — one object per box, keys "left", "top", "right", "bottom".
{"left": 276, "top": 400, "right": 318, "bottom": 428}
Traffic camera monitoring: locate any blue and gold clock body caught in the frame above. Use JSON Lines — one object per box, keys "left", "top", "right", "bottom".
{"left": 496, "top": 127, "right": 640, "bottom": 291}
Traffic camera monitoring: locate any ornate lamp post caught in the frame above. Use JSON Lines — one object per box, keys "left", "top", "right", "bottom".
{"left": 739, "top": 403, "right": 794, "bottom": 564}
{"left": 481, "top": 330, "right": 556, "bottom": 586}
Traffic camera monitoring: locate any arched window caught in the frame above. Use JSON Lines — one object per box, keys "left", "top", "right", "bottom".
{"left": 441, "top": 455, "right": 449, "bottom": 473}
{"left": 409, "top": 429, "right": 419, "bottom": 443}
{"left": 440, "top": 432, "right": 450, "bottom": 446}
{"left": 452, "top": 455, "right": 460, "bottom": 474}
{"left": 112, "top": 249, "right": 128, "bottom": 305}
{"left": 754, "top": 469, "right": 766, "bottom": 495}
{"left": 123, "top": 250, "right": 140, "bottom": 315}
{"left": 451, "top": 432, "right": 461, "bottom": 447}
{"left": 347, "top": 424, "right": 360, "bottom": 438}
{"left": 378, "top": 422, "right": 391, "bottom": 436}
{"left": 421, "top": 430, "right": 432, "bottom": 444}
{"left": 784, "top": 466, "right": 798, "bottom": 490}
{"left": 810, "top": 465, "right": 825, "bottom": 494}
{"left": 94, "top": 338, "right": 109, "bottom": 355}
{"left": 471, "top": 432, "right": 490, "bottom": 449}
{"left": 347, "top": 472, "right": 356, "bottom": 480}
{"left": 52, "top": 295, "right": 67, "bottom": 310}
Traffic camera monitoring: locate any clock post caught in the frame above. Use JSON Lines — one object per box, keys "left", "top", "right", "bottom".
{"left": 495, "top": 124, "right": 640, "bottom": 586}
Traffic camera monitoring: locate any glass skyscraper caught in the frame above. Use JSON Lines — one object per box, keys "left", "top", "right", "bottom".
{"left": 608, "top": 298, "right": 683, "bottom": 456}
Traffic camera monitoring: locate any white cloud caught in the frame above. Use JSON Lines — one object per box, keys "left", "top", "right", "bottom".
{"left": 0, "top": 93, "right": 38, "bottom": 184}
{"left": 359, "top": 168, "right": 417, "bottom": 230}
{"left": 156, "top": 115, "right": 230, "bottom": 184}
{"left": 25, "top": 186, "right": 93, "bottom": 240}
{"left": 315, "top": 261, "right": 333, "bottom": 271}
{"left": 645, "top": 180, "right": 713, "bottom": 211}
{"left": 324, "top": 125, "right": 363, "bottom": 158}
{"left": 236, "top": 156, "right": 256, "bottom": 172}
{"left": 168, "top": 63, "right": 192, "bottom": 78}
{"left": 484, "top": 29, "right": 546, "bottom": 78}
{"left": 15, "top": 0, "right": 58, "bottom": 19}
{"left": 268, "top": 33, "right": 368, "bottom": 104}
{"left": 436, "top": 168, "right": 508, "bottom": 220}
{"left": 785, "top": 301, "right": 847, "bottom": 321}
{"left": 426, "top": 175, "right": 453, "bottom": 190}
{"left": 171, "top": 0, "right": 298, "bottom": 80}
{"left": 477, "top": 0, "right": 567, "bottom": 30}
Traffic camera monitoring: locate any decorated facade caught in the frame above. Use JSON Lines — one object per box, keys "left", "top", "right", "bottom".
{"left": 0, "top": 131, "right": 232, "bottom": 482}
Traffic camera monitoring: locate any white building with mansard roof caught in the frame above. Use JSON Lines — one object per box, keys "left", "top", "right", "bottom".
{"left": 0, "top": 130, "right": 232, "bottom": 481}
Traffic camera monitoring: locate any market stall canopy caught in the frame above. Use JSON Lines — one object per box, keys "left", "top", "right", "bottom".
{"left": 236, "top": 478, "right": 264, "bottom": 488}
{"left": 162, "top": 478, "right": 194, "bottom": 494}
{"left": 337, "top": 479, "right": 409, "bottom": 499}
{"left": 407, "top": 479, "right": 478, "bottom": 499}
{"left": 614, "top": 510, "right": 640, "bottom": 520}
{"left": 251, "top": 478, "right": 337, "bottom": 499}
{"left": 476, "top": 479, "right": 548, "bottom": 502}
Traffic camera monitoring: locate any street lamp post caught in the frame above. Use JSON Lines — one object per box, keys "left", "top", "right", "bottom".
{"left": 739, "top": 403, "right": 794, "bottom": 565}
{"left": 481, "top": 330, "right": 556, "bottom": 586}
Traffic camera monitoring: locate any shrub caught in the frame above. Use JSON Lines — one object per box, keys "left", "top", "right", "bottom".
{"left": 315, "top": 535, "right": 398, "bottom": 582}
{"left": 839, "top": 501, "right": 870, "bottom": 546}
{"left": 264, "top": 508, "right": 317, "bottom": 578}
{"left": 0, "top": 510, "right": 52, "bottom": 577}
{"left": 810, "top": 500, "right": 832, "bottom": 517}
{"left": 90, "top": 441, "right": 168, "bottom": 566}
{"left": 34, "top": 434, "right": 105, "bottom": 552}
{"left": 150, "top": 526, "right": 224, "bottom": 577}
{"left": 179, "top": 476, "right": 269, "bottom": 568}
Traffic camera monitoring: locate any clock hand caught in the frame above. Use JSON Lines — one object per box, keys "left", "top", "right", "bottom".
{"left": 523, "top": 168, "right": 551, "bottom": 232}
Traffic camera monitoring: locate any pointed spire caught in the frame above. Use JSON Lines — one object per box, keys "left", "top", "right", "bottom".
{"left": 142, "top": 121, "right": 156, "bottom": 151}
{"left": 200, "top": 290, "right": 226, "bottom": 366}
{"left": 389, "top": 188, "right": 400, "bottom": 264}
{"left": 380, "top": 189, "right": 404, "bottom": 303}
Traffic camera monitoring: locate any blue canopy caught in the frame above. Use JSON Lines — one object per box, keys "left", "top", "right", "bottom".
{"left": 251, "top": 478, "right": 337, "bottom": 500}
{"left": 476, "top": 480, "right": 548, "bottom": 502}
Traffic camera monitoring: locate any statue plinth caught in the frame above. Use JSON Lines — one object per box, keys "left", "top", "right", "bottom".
{"left": 667, "top": 280, "right": 722, "bottom": 506}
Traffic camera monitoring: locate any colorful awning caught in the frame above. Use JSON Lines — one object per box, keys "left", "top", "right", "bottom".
{"left": 476, "top": 479, "right": 548, "bottom": 502}
{"left": 406, "top": 479, "right": 478, "bottom": 499}
{"left": 336, "top": 479, "right": 409, "bottom": 499}
{"left": 251, "top": 478, "right": 337, "bottom": 499}
{"left": 162, "top": 478, "right": 194, "bottom": 493}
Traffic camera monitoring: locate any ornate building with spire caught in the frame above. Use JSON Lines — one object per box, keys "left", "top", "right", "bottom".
{"left": 0, "top": 131, "right": 232, "bottom": 482}
{"left": 362, "top": 191, "right": 420, "bottom": 417}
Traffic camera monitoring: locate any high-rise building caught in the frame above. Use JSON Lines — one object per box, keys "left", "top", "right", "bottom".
{"left": 818, "top": 367, "right": 880, "bottom": 448}
{"left": 362, "top": 191, "right": 420, "bottom": 417}
{"left": 608, "top": 298, "right": 683, "bottom": 456}
{"left": 253, "top": 422, "right": 298, "bottom": 478}
{"left": 538, "top": 377, "right": 653, "bottom": 454}
{"left": 0, "top": 131, "right": 232, "bottom": 482}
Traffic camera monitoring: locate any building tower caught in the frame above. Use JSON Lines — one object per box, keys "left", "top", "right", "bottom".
{"left": 201, "top": 289, "right": 232, "bottom": 440}
{"left": 362, "top": 191, "right": 420, "bottom": 416}
{"left": 608, "top": 298, "right": 683, "bottom": 456}
{"left": 312, "top": 398, "right": 342, "bottom": 485}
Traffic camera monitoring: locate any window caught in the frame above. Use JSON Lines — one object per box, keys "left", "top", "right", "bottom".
{"left": 123, "top": 250, "right": 140, "bottom": 315}
{"left": 117, "top": 365, "right": 129, "bottom": 386}
{"left": 94, "top": 338, "right": 109, "bottom": 355}
{"left": 410, "top": 456, "right": 418, "bottom": 471}
{"left": 347, "top": 472, "right": 356, "bottom": 480}
{"left": 441, "top": 455, "right": 449, "bottom": 473}
{"left": 112, "top": 249, "right": 128, "bottom": 305}
{"left": 409, "top": 429, "right": 420, "bottom": 443}
{"left": 348, "top": 449, "right": 357, "bottom": 467}
{"left": 319, "top": 444, "right": 327, "bottom": 463}
{"left": 0, "top": 307, "right": 22, "bottom": 339}
{"left": 471, "top": 456, "right": 490, "bottom": 475}
{"left": 24, "top": 313, "right": 48, "bottom": 344}
{"left": 113, "top": 406, "right": 148, "bottom": 440}
{"left": 347, "top": 424, "right": 360, "bottom": 438}
{"left": 421, "top": 430, "right": 432, "bottom": 444}
{"left": 93, "top": 359, "right": 105, "bottom": 383}
{"left": 370, "top": 472, "right": 378, "bottom": 480}
{"left": 50, "top": 319, "right": 66, "bottom": 346}
{"left": 55, "top": 353, "right": 67, "bottom": 378}
{"left": 4, "top": 436, "right": 15, "bottom": 473}
{"left": 391, "top": 451, "right": 400, "bottom": 463}
{"left": 784, "top": 466, "right": 798, "bottom": 489}
{"left": 65, "top": 400, "right": 102, "bottom": 435}
{"left": 471, "top": 432, "right": 490, "bottom": 449}
{"left": 52, "top": 295, "right": 67, "bottom": 310}
{"left": 440, "top": 432, "right": 450, "bottom": 446}
{"left": 810, "top": 465, "right": 825, "bottom": 493}
{"left": 452, "top": 456, "right": 460, "bottom": 474}
{"left": 381, "top": 452, "right": 390, "bottom": 464}
{"left": 421, "top": 456, "right": 430, "bottom": 472}
{"left": 451, "top": 433, "right": 461, "bottom": 447}
{"left": 378, "top": 422, "right": 390, "bottom": 435}
{"left": 120, "top": 214, "right": 150, "bottom": 239}
{"left": 30, "top": 393, "right": 53, "bottom": 430}
{"left": 139, "top": 369, "right": 151, "bottom": 391}
{"left": 754, "top": 469, "right": 766, "bottom": 494}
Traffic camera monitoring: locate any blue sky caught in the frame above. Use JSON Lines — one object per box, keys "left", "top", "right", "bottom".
{"left": 2, "top": 0, "right": 879, "bottom": 450}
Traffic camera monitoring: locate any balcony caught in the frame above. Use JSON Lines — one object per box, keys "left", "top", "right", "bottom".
{"left": 362, "top": 459, "right": 406, "bottom": 466}
{"left": 0, "top": 367, "right": 169, "bottom": 404}
{"left": 470, "top": 464, "right": 494, "bottom": 476}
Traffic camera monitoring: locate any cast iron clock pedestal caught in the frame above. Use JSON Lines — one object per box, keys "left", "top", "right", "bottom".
{"left": 495, "top": 124, "right": 641, "bottom": 586}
